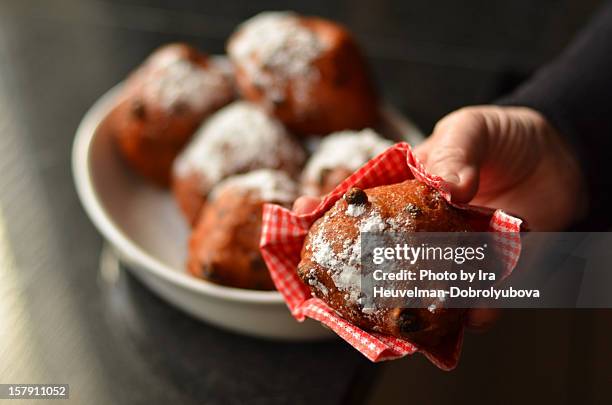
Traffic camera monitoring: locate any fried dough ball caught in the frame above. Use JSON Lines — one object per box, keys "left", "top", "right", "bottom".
{"left": 107, "top": 43, "right": 234, "bottom": 186}
{"left": 188, "top": 170, "right": 299, "bottom": 290}
{"left": 172, "top": 101, "right": 305, "bottom": 225}
{"left": 228, "top": 12, "right": 379, "bottom": 135}
{"left": 297, "top": 180, "right": 479, "bottom": 349}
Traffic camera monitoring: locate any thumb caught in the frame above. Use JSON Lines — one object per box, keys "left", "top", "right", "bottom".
{"left": 416, "top": 108, "right": 490, "bottom": 203}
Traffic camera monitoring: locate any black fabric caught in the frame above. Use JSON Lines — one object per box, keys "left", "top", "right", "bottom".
{"left": 497, "top": 1, "right": 612, "bottom": 229}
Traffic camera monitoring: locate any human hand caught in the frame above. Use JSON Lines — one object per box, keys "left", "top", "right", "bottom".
{"left": 416, "top": 106, "right": 586, "bottom": 329}
{"left": 414, "top": 105, "right": 586, "bottom": 231}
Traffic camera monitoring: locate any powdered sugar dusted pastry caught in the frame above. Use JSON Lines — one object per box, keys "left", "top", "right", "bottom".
{"left": 172, "top": 101, "right": 305, "bottom": 225}
{"left": 301, "top": 129, "right": 393, "bottom": 196}
{"left": 228, "top": 12, "right": 379, "bottom": 135}
{"left": 188, "top": 170, "right": 298, "bottom": 290}
{"left": 107, "top": 43, "right": 234, "bottom": 186}
{"left": 298, "top": 180, "right": 476, "bottom": 348}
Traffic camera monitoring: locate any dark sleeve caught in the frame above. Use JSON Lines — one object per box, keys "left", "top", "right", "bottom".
{"left": 497, "top": 0, "right": 612, "bottom": 230}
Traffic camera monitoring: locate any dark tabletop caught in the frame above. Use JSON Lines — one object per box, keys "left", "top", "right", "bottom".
{"left": 0, "top": 0, "right": 610, "bottom": 404}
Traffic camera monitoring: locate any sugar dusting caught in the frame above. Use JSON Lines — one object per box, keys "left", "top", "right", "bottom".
{"left": 209, "top": 169, "right": 298, "bottom": 204}
{"left": 359, "top": 210, "right": 387, "bottom": 233}
{"left": 307, "top": 197, "right": 421, "bottom": 313}
{"left": 302, "top": 129, "right": 393, "bottom": 195}
{"left": 228, "top": 11, "right": 325, "bottom": 108}
{"left": 308, "top": 195, "right": 452, "bottom": 319}
{"left": 142, "top": 53, "right": 230, "bottom": 112}
{"left": 173, "top": 101, "right": 305, "bottom": 191}
{"left": 305, "top": 268, "right": 329, "bottom": 296}
{"left": 309, "top": 206, "right": 396, "bottom": 307}
{"left": 346, "top": 203, "right": 365, "bottom": 217}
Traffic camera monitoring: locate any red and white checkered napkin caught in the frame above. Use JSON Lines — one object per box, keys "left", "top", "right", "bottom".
{"left": 260, "top": 142, "right": 523, "bottom": 370}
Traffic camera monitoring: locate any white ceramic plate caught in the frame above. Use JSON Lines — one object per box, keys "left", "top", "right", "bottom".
{"left": 72, "top": 83, "right": 424, "bottom": 341}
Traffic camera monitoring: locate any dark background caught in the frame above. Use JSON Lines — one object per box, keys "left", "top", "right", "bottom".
{"left": 0, "top": 0, "right": 610, "bottom": 404}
